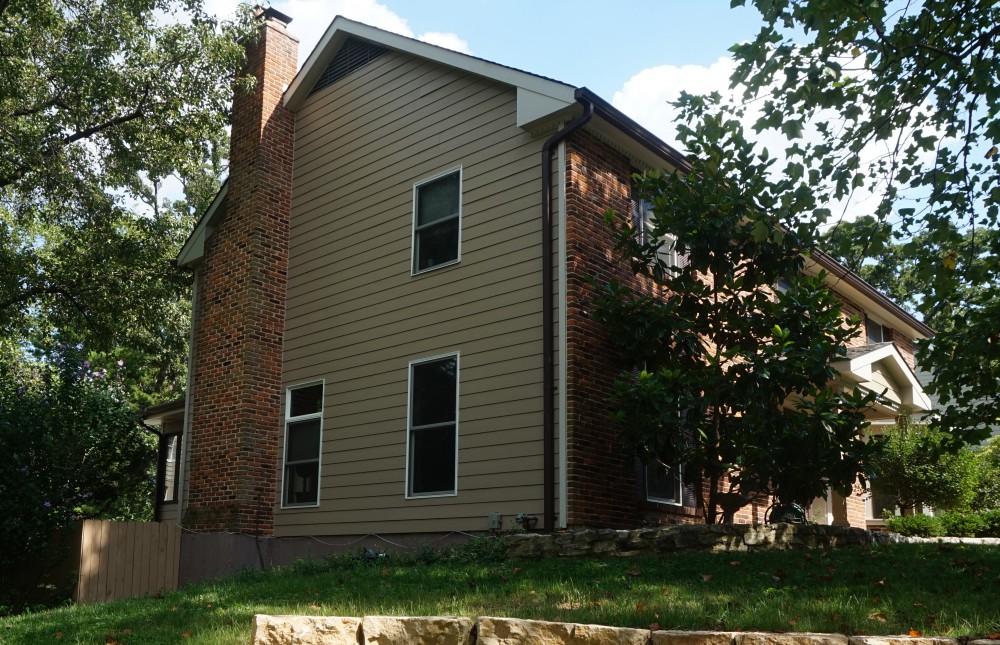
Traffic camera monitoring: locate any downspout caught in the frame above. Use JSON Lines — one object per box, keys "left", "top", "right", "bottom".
{"left": 541, "top": 95, "right": 593, "bottom": 531}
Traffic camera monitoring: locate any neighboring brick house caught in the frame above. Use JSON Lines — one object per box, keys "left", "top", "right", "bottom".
{"left": 157, "top": 10, "right": 933, "bottom": 578}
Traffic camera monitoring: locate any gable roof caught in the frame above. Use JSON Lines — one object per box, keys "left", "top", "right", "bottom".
{"left": 284, "top": 16, "right": 577, "bottom": 130}
{"left": 834, "top": 342, "right": 933, "bottom": 413}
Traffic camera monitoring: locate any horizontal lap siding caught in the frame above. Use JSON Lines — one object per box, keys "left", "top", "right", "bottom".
{"left": 277, "top": 52, "right": 547, "bottom": 536}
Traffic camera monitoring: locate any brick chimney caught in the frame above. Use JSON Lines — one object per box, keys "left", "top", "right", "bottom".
{"left": 184, "top": 8, "right": 298, "bottom": 534}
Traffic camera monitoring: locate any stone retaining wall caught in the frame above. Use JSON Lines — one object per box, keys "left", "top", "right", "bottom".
{"left": 251, "top": 615, "right": 995, "bottom": 645}
{"left": 502, "top": 524, "right": 882, "bottom": 559}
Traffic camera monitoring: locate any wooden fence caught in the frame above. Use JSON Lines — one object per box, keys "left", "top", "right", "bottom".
{"left": 75, "top": 520, "right": 181, "bottom": 605}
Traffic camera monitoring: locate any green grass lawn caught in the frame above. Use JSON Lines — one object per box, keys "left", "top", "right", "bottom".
{"left": 4, "top": 541, "right": 999, "bottom": 645}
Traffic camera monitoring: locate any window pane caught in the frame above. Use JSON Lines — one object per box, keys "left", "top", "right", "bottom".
{"left": 290, "top": 384, "right": 323, "bottom": 417}
{"left": 417, "top": 172, "right": 460, "bottom": 226}
{"left": 411, "top": 357, "right": 457, "bottom": 427}
{"left": 646, "top": 463, "right": 681, "bottom": 503}
{"left": 410, "top": 424, "right": 456, "bottom": 495}
{"left": 415, "top": 219, "right": 459, "bottom": 271}
{"left": 284, "top": 462, "right": 319, "bottom": 505}
{"left": 161, "top": 434, "right": 180, "bottom": 503}
{"left": 286, "top": 418, "right": 321, "bottom": 462}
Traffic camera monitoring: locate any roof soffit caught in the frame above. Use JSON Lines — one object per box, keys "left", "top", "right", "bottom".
{"left": 177, "top": 182, "right": 228, "bottom": 268}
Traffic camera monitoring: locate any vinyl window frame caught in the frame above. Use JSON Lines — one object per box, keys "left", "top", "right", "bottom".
{"left": 280, "top": 380, "right": 325, "bottom": 509}
{"left": 405, "top": 352, "right": 460, "bottom": 499}
{"left": 645, "top": 462, "right": 684, "bottom": 506}
{"left": 866, "top": 318, "right": 888, "bottom": 344}
{"left": 157, "top": 433, "right": 181, "bottom": 505}
{"left": 633, "top": 197, "right": 682, "bottom": 275}
{"left": 411, "top": 167, "right": 463, "bottom": 275}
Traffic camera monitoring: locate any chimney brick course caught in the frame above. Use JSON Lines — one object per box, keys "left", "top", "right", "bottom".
{"left": 184, "top": 11, "right": 298, "bottom": 534}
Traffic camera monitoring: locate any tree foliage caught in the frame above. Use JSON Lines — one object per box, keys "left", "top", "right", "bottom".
{"left": 0, "top": 356, "right": 154, "bottom": 613}
{"left": 592, "top": 95, "right": 875, "bottom": 523}
{"left": 0, "top": 0, "right": 254, "bottom": 403}
{"left": 869, "top": 422, "right": 979, "bottom": 515}
{"left": 730, "top": 0, "right": 1000, "bottom": 445}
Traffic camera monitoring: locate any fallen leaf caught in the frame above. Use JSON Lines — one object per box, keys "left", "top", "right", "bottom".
{"left": 55, "top": 633, "right": 63, "bottom": 640}
{"left": 788, "top": 616, "right": 800, "bottom": 626}
{"left": 729, "top": 560, "right": 742, "bottom": 566}
{"left": 874, "top": 579, "right": 886, "bottom": 588}
{"left": 984, "top": 633, "right": 1000, "bottom": 640}
{"left": 555, "top": 601, "right": 582, "bottom": 610}
{"left": 636, "top": 602, "right": 646, "bottom": 612}
{"left": 909, "top": 629, "right": 922, "bottom": 637}
{"left": 310, "top": 603, "right": 321, "bottom": 609}
{"left": 182, "top": 631, "right": 192, "bottom": 639}
{"left": 628, "top": 570, "right": 642, "bottom": 577}
{"left": 912, "top": 601, "right": 926, "bottom": 607}
{"left": 513, "top": 567, "right": 521, "bottom": 574}
{"left": 868, "top": 612, "right": 888, "bottom": 623}
{"left": 661, "top": 588, "right": 671, "bottom": 597}
{"left": 701, "top": 574, "right": 713, "bottom": 582}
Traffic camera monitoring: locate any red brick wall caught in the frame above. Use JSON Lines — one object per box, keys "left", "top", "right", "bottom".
{"left": 563, "top": 131, "right": 696, "bottom": 528}
{"left": 184, "top": 13, "right": 298, "bottom": 534}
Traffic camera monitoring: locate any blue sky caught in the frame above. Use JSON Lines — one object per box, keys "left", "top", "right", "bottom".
{"left": 203, "top": 1, "right": 767, "bottom": 149}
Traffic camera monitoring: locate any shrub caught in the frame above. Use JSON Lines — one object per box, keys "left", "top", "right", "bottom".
{"left": 884, "top": 513, "right": 944, "bottom": 537}
{"left": 977, "top": 509, "right": 1000, "bottom": 537}
{"left": 0, "top": 357, "right": 154, "bottom": 614}
{"left": 937, "top": 512, "right": 984, "bottom": 537}
{"left": 869, "top": 423, "right": 979, "bottom": 514}
{"left": 972, "top": 437, "right": 1000, "bottom": 511}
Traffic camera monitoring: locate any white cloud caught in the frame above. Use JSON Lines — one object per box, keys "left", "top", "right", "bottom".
{"left": 611, "top": 55, "right": 899, "bottom": 225}
{"left": 612, "top": 56, "right": 738, "bottom": 151}
{"left": 417, "top": 31, "right": 471, "bottom": 55}
{"left": 203, "top": 1, "right": 471, "bottom": 68}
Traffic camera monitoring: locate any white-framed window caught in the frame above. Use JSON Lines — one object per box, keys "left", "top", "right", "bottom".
{"left": 412, "top": 167, "right": 462, "bottom": 274}
{"left": 632, "top": 197, "right": 683, "bottom": 275}
{"left": 158, "top": 433, "right": 181, "bottom": 504}
{"left": 281, "top": 381, "right": 324, "bottom": 508}
{"left": 645, "top": 462, "right": 683, "bottom": 506}
{"left": 406, "top": 353, "right": 459, "bottom": 498}
{"left": 866, "top": 318, "right": 888, "bottom": 344}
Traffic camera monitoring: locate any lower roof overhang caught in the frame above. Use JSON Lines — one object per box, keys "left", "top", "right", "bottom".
{"left": 833, "top": 343, "right": 933, "bottom": 416}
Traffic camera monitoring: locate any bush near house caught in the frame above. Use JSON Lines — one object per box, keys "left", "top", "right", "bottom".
{"left": 0, "top": 355, "right": 155, "bottom": 614}
{"left": 886, "top": 510, "right": 1000, "bottom": 538}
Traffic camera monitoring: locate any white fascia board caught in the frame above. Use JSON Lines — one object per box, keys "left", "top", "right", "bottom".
{"left": 177, "top": 182, "right": 228, "bottom": 268}
{"left": 284, "top": 16, "right": 576, "bottom": 113}
{"left": 833, "top": 344, "right": 933, "bottom": 412}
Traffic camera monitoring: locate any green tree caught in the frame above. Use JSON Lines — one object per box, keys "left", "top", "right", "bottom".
{"left": 0, "top": 356, "right": 155, "bottom": 613}
{"left": 0, "top": 0, "right": 253, "bottom": 402}
{"left": 592, "top": 95, "right": 875, "bottom": 524}
{"left": 972, "top": 436, "right": 1000, "bottom": 511}
{"left": 820, "top": 217, "right": 999, "bottom": 335}
{"left": 729, "top": 0, "right": 1000, "bottom": 445}
{"left": 869, "top": 423, "right": 979, "bottom": 515}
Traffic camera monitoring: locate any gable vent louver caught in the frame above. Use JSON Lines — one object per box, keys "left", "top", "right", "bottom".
{"left": 309, "top": 37, "right": 389, "bottom": 96}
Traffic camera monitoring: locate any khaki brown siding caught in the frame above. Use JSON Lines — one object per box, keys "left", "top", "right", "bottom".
{"left": 278, "top": 52, "right": 549, "bottom": 536}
